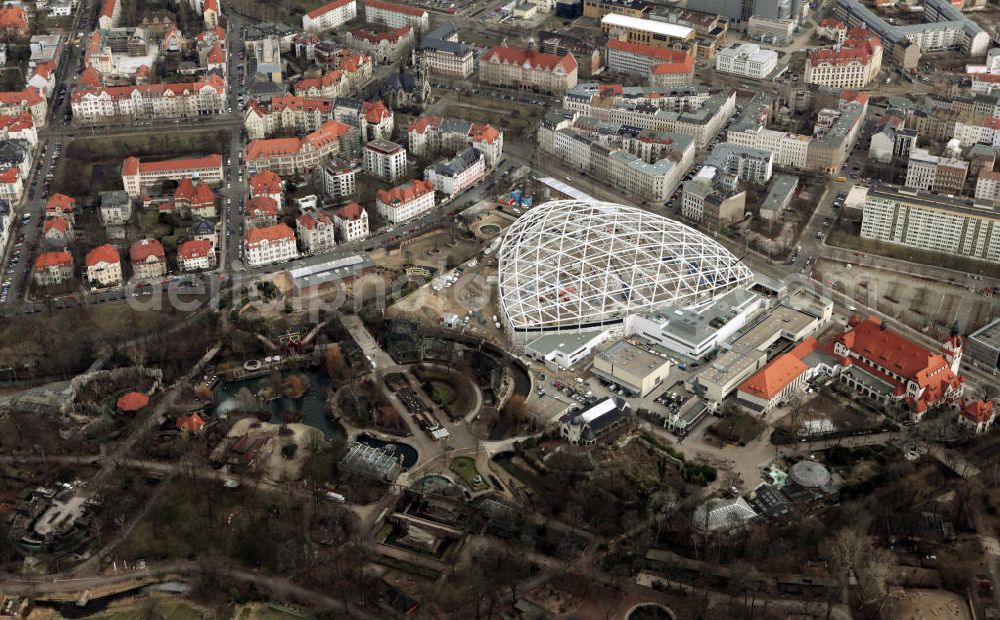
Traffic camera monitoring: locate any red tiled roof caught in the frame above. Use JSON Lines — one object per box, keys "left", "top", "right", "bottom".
{"left": 79, "top": 67, "right": 102, "bottom": 87}
{"left": 178, "top": 238, "right": 213, "bottom": 260}
{"left": 0, "top": 89, "right": 44, "bottom": 107}
{"left": 34, "top": 251, "right": 72, "bottom": 271}
{"left": 297, "top": 211, "right": 333, "bottom": 229}
{"left": 833, "top": 316, "right": 962, "bottom": 410}
{"left": 174, "top": 178, "right": 215, "bottom": 206}
{"left": 117, "top": 391, "right": 149, "bottom": 412}
{"left": 207, "top": 42, "right": 225, "bottom": 65}
{"left": 251, "top": 170, "right": 282, "bottom": 195}
{"left": 293, "top": 69, "right": 344, "bottom": 93}
{"left": 818, "top": 17, "right": 845, "bottom": 28}
{"left": 335, "top": 201, "right": 364, "bottom": 220}
{"left": 130, "top": 238, "right": 165, "bottom": 263}
{"left": 46, "top": 192, "right": 76, "bottom": 213}
{"left": 377, "top": 179, "right": 434, "bottom": 206}
{"left": 247, "top": 195, "right": 279, "bottom": 216}
{"left": 470, "top": 123, "right": 501, "bottom": 144}
{"left": 176, "top": 411, "right": 206, "bottom": 433}
{"left": 0, "top": 6, "right": 28, "bottom": 32}
{"left": 0, "top": 167, "right": 19, "bottom": 184}
{"left": 483, "top": 45, "right": 577, "bottom": 73}
{"left": 961, "top": 399, "right": 994, "bottom": 424}
{"left": 245, "top": 137, "right": 302, "bottom": 160}
{"left": 43, "top": 216, "right": 70, "bottom": 234}
{"left": 840, "top": 90, "right": 869, "bottom": 106}
{"left": 204, "top": 0, "right": 218, "bottom": 12}
{"left": 86, "top": 244, "right": 119, "bottom": 267}
{"left": 650, "top": 57, "right": 694, "bottom": 75}
{"left": 32, "top": 62, "right": 55, "bottom": 79}
{"left": 809, "top": 33, "right": 881, "bottom": 67}
{"left": 306, "top": 0, "right": 354, "bottom": 18}
{"left": 363, "top": 100, "right": 391, "bottom": 124}
{"left": 73, "top": 74, "right": 226, "bottom": 104}
{"left": 738, "top": 337, "right": 825, "bottom": 400}
{"left": 123, "top": 154, "right": 223, "bottom": 176}
{"left": 350, "top": 25, "right": 411, "bottom": 44}
{"left": 100, "top": 0, "right": 117, "bottom": 18}
{"left": 607, "top": 39, "right": 690, "bottom": 63}
{"left": 366, "top": 0, "right": 427, "bottom": 18}
{"left": 407, "top": 114, "right": 442, "bottom": 134}
{"left": 245, "top": 223, "right": 295, "bottom": 247}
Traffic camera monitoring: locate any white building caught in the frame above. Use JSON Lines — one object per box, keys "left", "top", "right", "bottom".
{"left": 364, "top": 0, "right": 429, "bottom": 34}
{"left": 333, "top": 201, "right": 369, "bottom": 242}
{"left": 121, "top": 154, "right": 224, "bottom": 198}
{"left": 177, "top": 239, "right": 216, "bottom": 271}
{"left": 85, "top": 244, "right": 122, "bottom": 287}
{"left": 376, "top": 179, "right": 435, "bottom": 224}
{"left": 975, "top": 170, "right": 1000, "bottom": 201}
{"left": 363, "top": 138, "right": 407, "bottom": 182}
{"left": 804, "top": 32, "right": 882, "bottom": 89}
{"left": 245, "top": 223, "right": 299, "bottom": 267}
{"left": 424, "top": 147, "right": 485, "bottom": 197}
{"left": 302, "top": 0, "right": 357, "bottom": 33}
{"left": 861, "top": 184, "right": 1000, "bottom": 264}
{"left": 715, "top": 44, "right": 777, "bottom": 80}
{"left": 296, "top": 211, "right": 338, "bottom": 254}
{"left": 322, "top": 161, "right": 357, "bottom": 199}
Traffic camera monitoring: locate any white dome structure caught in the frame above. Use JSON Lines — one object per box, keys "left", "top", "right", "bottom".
{"left": 497, "top": 200, "right": 754, "bottom": 334}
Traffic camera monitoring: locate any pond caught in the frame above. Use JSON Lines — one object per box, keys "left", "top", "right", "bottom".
{"left": 479, "top": 223, "right": 501, "bottom": 236}
{"left": 212, "top": 369, "right": 343, "bottom": 439}
{"left": 356, "top": 433, "right": 419, "bottom": 469}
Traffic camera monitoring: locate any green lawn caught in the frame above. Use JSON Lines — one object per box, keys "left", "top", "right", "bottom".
{"left": 449, "top": 456, "right": 489, "bottom": 492}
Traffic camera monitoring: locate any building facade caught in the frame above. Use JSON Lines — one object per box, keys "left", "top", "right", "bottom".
{"left": 376, "top": 179, "right": 435, "bottom": 223}
{"left": 480, "top": 46, "right": 578, "bottom": 93}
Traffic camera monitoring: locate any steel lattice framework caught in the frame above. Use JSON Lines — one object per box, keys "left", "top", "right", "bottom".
{"left": 497, "top": 200, "right": 755, "bottom": 333}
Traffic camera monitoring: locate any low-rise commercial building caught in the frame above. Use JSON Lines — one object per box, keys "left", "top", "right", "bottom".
{"left": 759, "top": 174, "right": 798, "bottom": 221}
{"left": 591, "top": 339, "right": 672, "bottom": 397}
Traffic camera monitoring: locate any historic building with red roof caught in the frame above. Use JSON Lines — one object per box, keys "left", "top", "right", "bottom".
{"left": 33, "top": 251, "right": 73, "bottom": 287}
{"left": 173, "top": 177, "right": 216, "bottom": 218}
{"left": 246, "top": 195, "right": 280, "bottom": 228}
{"left": 46, "top": 193, "right": 77, "bottom": 223}
{"left": 605, "top": 39, "right": 694, "bottom": 85}
{"left": 86, "top": 244, "right": 122, "bottom": 287}
{"left": 244, "top": 223, "right": 298, "bottom": 267}
{"left": 364, "top": 0, "right": 429, "bottom": 34}
{"left": 0, "top": 89, "right": 47, "bottom": 127}
{"left": 42, "top": 216, "right": 73, "bottom": 249}
{"left": 805, "top": 31, "right": 882, "bottom": 89}
{"left": 376, "top": 179, "right": 435, "bottom": 224}
{"left": 245, "top": 120, "right": 358, "bottom": 175}
{"left": 130, "top": 238, "right": 167, "bottom": 279}
{"left": 0, "top": 6, "right": 29, "bottom": 37}
{"left": 346, "top": 26, "right": 414, "bottom": 65}
{"left": 250, "top": 170, "right": 284, "bottom": 207}
{"left": 832, "top": 316, "right": 964, "bottom": 419}
{"left": 296, "top": 210, "right": 337, "bottom": 254}
{"left": 480, "top": 45, "right": 578, "bottom": 93}
{"left": 71, "top": 74, "right": 227, "bottom": 123}
{"left": 122, "top": 154, "right": 224, "bottom": 197}
{"left": 957, "top": 399, "right": 995, "bottom": 434}
{"left": 177, "top": 238, "right": 216, "bottom": 272}
{"left": 333, "top": 201, "right": 369, "bottom": 242}
{"left": 408, "top": 114, "right": 504, "bottom": 167}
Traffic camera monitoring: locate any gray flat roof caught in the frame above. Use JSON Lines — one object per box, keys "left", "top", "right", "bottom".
{"left": 596, "top": 339, "right": 669, "bottom": 377}
{"left": 646, "top": 288, "right": 761, "bottom": 346}
{"left": 526, "top": 329, "right": 605, "bottom": 356}
{"left": 969, "top": 317, "right": 1000, "bottom": 350}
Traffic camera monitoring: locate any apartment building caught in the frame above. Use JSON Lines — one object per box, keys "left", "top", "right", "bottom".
{"left": 419, "top": 24, "right": 475, "bottom": 78}
{"left": 302, "top": 0, "right": 357, "bottom": 33}
{"left": 817, "top": 17, "right": 847, "bottom": 43}
{"left": 561, "top": 83, "right": 736, "bottom": 148}
{"left": 244, "top": 95, "right": 386, "bottom": 142}
{"left": 71, "top": 74, "right": 227, "bottom": 123}
{"left": 122, "top": 154, "right": 224, "bottom": 197}
{"left": 604, "top": 39, "right": 694, "bottom": 82}
{"left": 130, "top": 238, "right": 167, "bottom": 279}
{"left": 84, "top": 28, "right": 159, "bottom": 81}
{"left": 0, "top": 6, "right": 29, "bottom": 36}
{"left": 296, "top": 211, "right": 337, "bottom": 254}
{"left": 245, "top": 120, "right": 359, "bottom": 175}
{"left": 46, "top": 193, "right": 77, "bottom": 222}
{"left": 85, "top": 244, "right": 122, "bottom": 287}
{"left": 424, "top": 147, "right": 485, "bottom": 197}
{"left": 250, "top": 170, "right": 284, "bottom": 208}
{"left": 715, "top": 43, "right": 777, "bottom": 80}
{"left": 99, "top": 190, "right": 132, "bottom": 225}
{"left": 245, "top": 223, "right": 299, "bottom": 267}
{"left": 99, "top": 0, "right": 121, "bottom": 29}
{"left": 861, "top": 184, "right": 1000, "bottom": 263}
{"left": 703, "top": 142, "right": 774, "bottom": 184}
{"left": 480, "top": 46, "right": 578, "bottom": 94}
{"left": 904, "top": 147, "right": 969, "bottom": 195}
{"left": 0, "top": 167, "right": 23, "bottom": 203}
{"left": 601, "top": 14, "right": 696, "bottom": 52}
{"left": 542, "top": 122, "right": 696, "bottom": 202}
{"left": 363, "top": 139, "right": 407, "bottom": 182}
{"left": 293, "top": 50, "right": 373, "bottom": 97}
{"left": 173, "top": 177, "right": 216, "bottom": 218}
{"left": 0, "top": 90, "right": 47, "bottom": 127}
{"left": 952, "top": 116, "right": 1000, "bottom": 149}
{"left": 365, "top": 0, "right": 430, "bottom": 34}
{"left": 346, "top": 26, "right": 414, "bottom": 65}
{"left": 681, "top": 176, "right": 746, "bottom": 228}
{"left": 407, "top": 115, "right": 504, "bottom": 167}
{"left": 0, "top": 113, "right": 36, "bottom": 147}
{"left": 33, "top": 251, "right": 74, "bottom": 287}
{"left": 804, "top": 30, "right": 882, "bottom": 89}
{"left": 834, "top": 0, "right": 988, "bottom": 57}
{"left": 177, "top": 239, "right": 216, "bottom": 271}
{"left": 333, "top": 201, "right": 369, "bottom": 241}
{"left": 376, "top": 179, "right": 435, "bottom": 223}
{"left": 246, "top": 196, "right": 279, "bottom": 228}
{"left": 975, "top": 170, "right": 1000, "bottom": 201}
{"left": 322, "top": 161, "right": 358, "bottom": 199}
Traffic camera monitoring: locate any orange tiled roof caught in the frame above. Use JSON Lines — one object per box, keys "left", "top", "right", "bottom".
{"left": 366, "top": 0, "right": 426, "bottom": 17}
{"left": 178, "top": 238, "right": 213, "bottom": 260}
{"left": 245, "top": 223, "right": 295, "bottom": 246}
{"left": 47, "top": 192, "right": 76, "bottom": 213}
{"left": 117, "top": 391, "right": 149, "bottom": 412}
{"left": 34, "top": 251, "right": 72, "bottom": 271}
{"left": 251, "top": 170, "right": 282, "bottom": 195}
{"left": 350, "top": 25, "right": 411, "bottom": 44}
{"left": 86, "top": 244, "right": 119, "bottom": 267}
{"left": 377, "top": 179, "right": 434, "bottom": 206}
{"left": 43, "top": 216, "right": 70, "bottom": 234}
{"left": 130, "top": 238, "right": 165, "bottom": 263}
{"left": 482, "top": 45, "right": 577, "bottom": 73}
{"left": 307, "top": 0, "right": 355, "bottom": 18}
{"left": 335, "top": 201, "right": 364, "bottom": 220}
{"left": 248, "top": 195, "right": 279, "bottom": 216}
